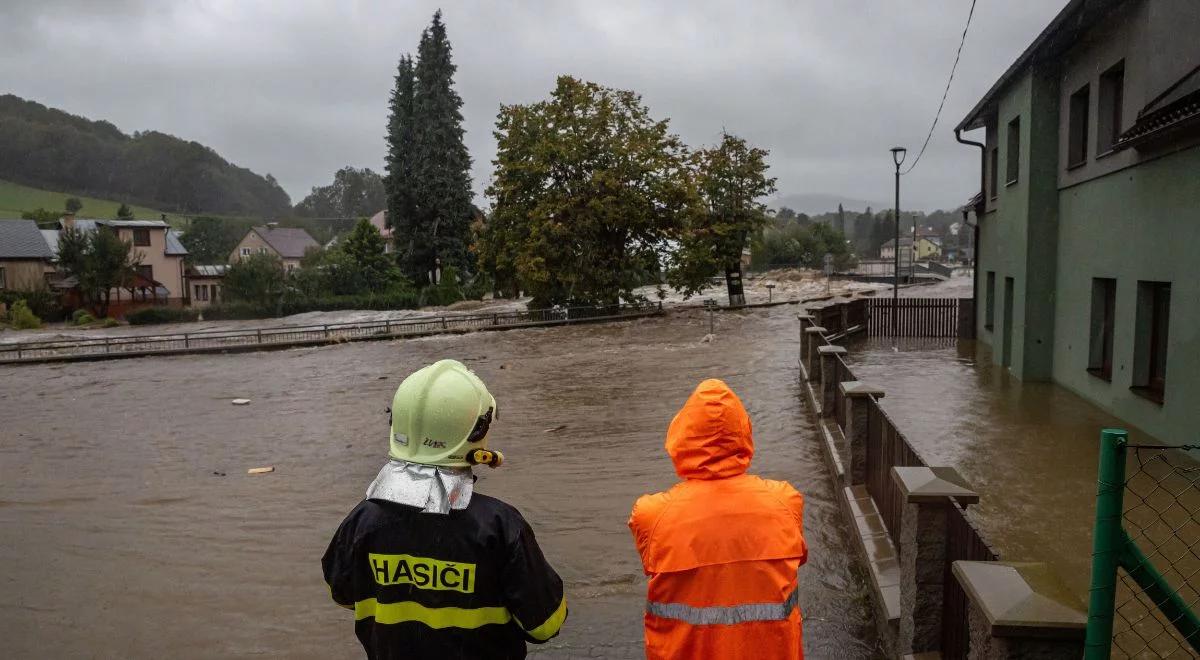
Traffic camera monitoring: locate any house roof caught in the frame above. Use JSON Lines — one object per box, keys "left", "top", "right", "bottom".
{"left": 1114, "top": 70, "right": 1200, "bottom": 150}
{"left": 0, "top": 219, "right": 55, "bottom": 259}
{"left": 956, "top": 0, "right": 1125, "bottom": 132}
{"left": 165, "top": 229, "right": 188, "bottom": 256}
{"left": 188, "top": 264, "right": 230, "bottom": 278}
{"left": 41, "top": 229, "right": 61, "bottom": 258}
{"left": 252, "top": 226, "right": 319, "bottom": 259}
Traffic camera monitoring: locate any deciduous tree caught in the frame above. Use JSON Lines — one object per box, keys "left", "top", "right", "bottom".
{"left": 56, "top": 227, "right": 142, "bottom": 318}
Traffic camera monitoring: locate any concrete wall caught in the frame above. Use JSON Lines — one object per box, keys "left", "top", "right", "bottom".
{"left": 0, "top": 259, "right": 53, "bottom": 290}
{"left": 1052, "top": 144, "right": 1200, "bottom": 446}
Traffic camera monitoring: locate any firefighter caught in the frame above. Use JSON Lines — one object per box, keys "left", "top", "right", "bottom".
{"left": 323, "top": 359, "right": 567, "bottom": 659}
{"left": 629, "top": 378, "right": 808, "bottom": 659}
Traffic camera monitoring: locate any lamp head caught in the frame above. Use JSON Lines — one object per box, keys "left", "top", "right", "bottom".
{"left": 890, "top": 146, "right": 908, "bottom": 167}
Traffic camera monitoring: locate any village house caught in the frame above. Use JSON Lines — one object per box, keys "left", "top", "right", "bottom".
{"left": 45, "top": 215, "right": 189, "bottom": 313}
{"left": 957, "top": 0, "right": 1199, "bottom": 445}
{"left": 230, "top": 223, "right": 319, "bottom": 272}
{"left": 186, "top": 265, "right": 228, "bottom": 308}
{"left": 0, "top": 219, "right": 56, "bottom": 291}
{"left": 368, "top": 210, "right": 394, "bottom": 253}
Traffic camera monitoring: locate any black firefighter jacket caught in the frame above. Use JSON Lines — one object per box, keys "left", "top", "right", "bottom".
{"left": 323, "top": 494, "right": 567, "bottom": 659}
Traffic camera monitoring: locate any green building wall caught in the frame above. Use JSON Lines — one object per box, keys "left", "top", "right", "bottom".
{"left": 1052, "top": 145, "right": 1200, "bottom": 445}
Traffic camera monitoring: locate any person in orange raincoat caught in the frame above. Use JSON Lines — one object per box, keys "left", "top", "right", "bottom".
{"left": 628, "top": 378, "right": 808, "bottom": 659}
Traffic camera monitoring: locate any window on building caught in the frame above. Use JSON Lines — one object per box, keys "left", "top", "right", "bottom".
{"left": 1069, "top": 84, "right": 1090, "bottom": 167}
{"left": 1087, "top": 278, "right": 1116, "bottom": 381}
{"left": 988, "top": 148, "right": 999, "bottom": 199}
{"left": 1098, "top": 60, "right": 1125, "bottom": 153}
{"left": 210, "top": 284, "right": 219, "bottom": 303}
{"left": 137, "top": 264, "right": 154, "bottom": 281}
{"left": 133, "top": 228, "right": 151, "bottom": 246}
{"left": 194, "top": 284, "right": 208, "bottom": 301}
{"left": 240, "top": 247, "right": 252, "bottom": 257}
{"left": 1006, "top": 117, "right": 1020, "bottom": 184}
{"left": 259, "top": 247, "right": 269, "bottom": 255}
{"left": 1132, "top": 281, "right": 1170, "bottom": 403}
{"left": 985, "top": 271, "right": 996, "bottom": 330}
{"left": 0, "top": 266, "right": 6, "bottom": 290}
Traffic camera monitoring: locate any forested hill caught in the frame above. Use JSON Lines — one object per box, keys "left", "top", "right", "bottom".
{"left": 0, "top": 94, "right": 290, "bottom": 216}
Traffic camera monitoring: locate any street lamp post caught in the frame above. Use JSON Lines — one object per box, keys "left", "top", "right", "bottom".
{"left": 890, "top": 146, "right": 907, "bottom": 337}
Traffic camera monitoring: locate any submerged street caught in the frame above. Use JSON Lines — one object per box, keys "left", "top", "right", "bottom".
{"left": 0, "top": 307, "right": 881, "bottom": 658}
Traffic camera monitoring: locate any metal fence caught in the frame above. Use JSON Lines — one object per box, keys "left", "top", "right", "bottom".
{"left": 867, "top": 297, "right": 961, "bottom": 337}
{"left": 0, "top": 303, "right": 661, "bottom": 364}
{"left": 1086, "top": 429, "right": 1200, "bottom": 658}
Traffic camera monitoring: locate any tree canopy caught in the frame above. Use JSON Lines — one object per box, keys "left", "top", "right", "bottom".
{"left": 56, "top": 227, "right": 142, "bottom": 317}
{"left": 479, "top": 76, "right": 695, "bottom": 308}
{"left": 294, "top": 167, "right": 385, "bottom": 218}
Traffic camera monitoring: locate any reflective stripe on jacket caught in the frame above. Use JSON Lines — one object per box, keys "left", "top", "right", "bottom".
{"left": 629, "top": 379, "right": 808, "bottom": 660}
{"left": 323, "top": 493, "right": 567, "bottom": 659}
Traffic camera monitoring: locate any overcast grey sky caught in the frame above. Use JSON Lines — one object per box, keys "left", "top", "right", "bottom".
{"left": 1, "top": 1, "right": 1066, "bottom": 212}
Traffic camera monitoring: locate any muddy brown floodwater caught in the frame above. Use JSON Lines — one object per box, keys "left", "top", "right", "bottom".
{"left": 0, "top": 307, "right": 881, "bottom": 659}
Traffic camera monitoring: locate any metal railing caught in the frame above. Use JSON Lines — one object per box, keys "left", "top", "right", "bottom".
{"left": 0, "top": 302, "right": 662, "bottom": 363}
{"left": 866, "top": 297, "right": 961, "bottom": 337}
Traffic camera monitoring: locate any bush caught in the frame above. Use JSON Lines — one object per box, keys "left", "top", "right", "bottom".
{"left": 0, "top": 289, "right": 63, "bottom": 322}
{"left": 101, "top": 317, "right": 120, "bottom": 328}
{"left": 204, "top": 290, "right": 421, "bottom": 320}
{"left": 8, "top": 300, "right": 43, "bottom": 329}
{"left": 126, "top": 306, "right": 200, "bottom": 325}
{"left": 72, "top": 309, "right": 96, "bottom": 325}
{"left": 420, "top": 266, "right": 465, "bottom": 307}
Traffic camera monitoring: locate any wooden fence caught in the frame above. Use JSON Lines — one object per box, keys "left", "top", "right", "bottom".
{"left": 867, "top": 297, "right": 961, "bottom": 337}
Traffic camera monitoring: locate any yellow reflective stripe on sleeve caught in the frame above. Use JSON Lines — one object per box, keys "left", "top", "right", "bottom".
{"left": 516, "top": 596, "right": 568, "bottom": 641}
{"left": 353, "top": 598, "right": 512, "bottom": 629}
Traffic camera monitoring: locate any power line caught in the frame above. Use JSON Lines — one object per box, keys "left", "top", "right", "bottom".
{"left": 902, "top": 0, "right": 979, "bottom": 175}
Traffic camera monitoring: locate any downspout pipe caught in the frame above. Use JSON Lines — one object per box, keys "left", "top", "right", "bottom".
{"left": 956, "top": 127, "right": 986, "bottom": 333}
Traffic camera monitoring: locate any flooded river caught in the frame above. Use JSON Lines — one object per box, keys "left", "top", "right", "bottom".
{"left": 0, "top": 307, "right": 880, "bottom": 658}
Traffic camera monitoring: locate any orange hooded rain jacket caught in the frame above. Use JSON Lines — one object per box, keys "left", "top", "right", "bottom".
{"left": 629, "top": 379, "right": 807, "bottom": 660}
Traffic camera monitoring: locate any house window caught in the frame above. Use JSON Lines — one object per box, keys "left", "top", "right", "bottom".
{"left": 1098, "top": 60, "right": 1125, "bottom": 153}
{"left": 259, "top": 247, "right": 269, "bottom": 255}
{"left": 240, "top": 247, "right": 252, "bottom": 257}
{"left": 1132, "top": 281, "right": 1170, "bottom": 403}
{"left": 0, "top": 266, "right": 6, "bottom": 290}
{"left": 1087, "top": 278, "right": 1116, "bottom": 381}
{"left": 194, "top": 284, "right": 209, "bottom": 301}
{"left": 210, "top": 284, "right": 219, "bottom": 303}
{"left": 985, "top": 271, "right": 995, "bottom": 330}
{"left": 1006, "top": 117, "right": 1020, "bottom": 185}
{"left": 137, "top": 264, "right": 154, "bottom": 281}
{"left": 133, "top": 228, "right": 151, "bottom": 246}
{"left": 1068, "top": 84, "right": 1090, "bottom": 167}
{"left": 988, "top": 148, "right": 999, "bottom": 199}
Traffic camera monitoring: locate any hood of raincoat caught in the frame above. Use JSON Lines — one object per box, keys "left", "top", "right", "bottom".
{"left": 665, "top": 379, "right": 753, "bottom": 480}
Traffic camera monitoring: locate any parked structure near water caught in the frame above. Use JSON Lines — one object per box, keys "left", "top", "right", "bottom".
{"left": 956, "top": 0, "right": 1200, "bottom": 446}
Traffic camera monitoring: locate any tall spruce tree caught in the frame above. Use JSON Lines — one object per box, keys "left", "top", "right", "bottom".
{"left": 410, "top": 11, "right": 473, "bottom": 283}
{"left": 384, "top": 55, "right": 416, "bottom": 270}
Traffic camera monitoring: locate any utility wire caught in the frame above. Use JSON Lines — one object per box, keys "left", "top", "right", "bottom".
{"left": 902, "top": 0, "right": 979, "bottom": 175}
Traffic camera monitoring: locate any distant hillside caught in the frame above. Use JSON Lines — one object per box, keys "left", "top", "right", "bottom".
{"left": 0, "top": 94, "right": 291, "bottom": 216}
{"left": 0, "top": 179, "right": 177, "bottom": 222}
{"left": 771, "top": 193, "right": 888, "bottom": 215}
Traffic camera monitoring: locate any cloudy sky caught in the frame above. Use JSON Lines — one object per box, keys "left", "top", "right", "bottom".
{"left": 2, "top": 0, "right": 1066, "bottom": 212}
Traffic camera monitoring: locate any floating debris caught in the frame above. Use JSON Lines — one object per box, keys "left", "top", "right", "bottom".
{"left": 231, "top": 398, "right": 251, "bottom": 406}
{"left": 247, "top": 466, "right": 274, "bottom": 475}
{"left": 543, "top": 425, "right": 567, "bottom": 433}
{"left": 701, "top": 334, "right": 715, "bottom": 343}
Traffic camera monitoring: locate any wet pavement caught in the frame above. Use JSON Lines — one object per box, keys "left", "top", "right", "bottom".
{"left": 0, "top": 306, "right": 881, "bottom": 658}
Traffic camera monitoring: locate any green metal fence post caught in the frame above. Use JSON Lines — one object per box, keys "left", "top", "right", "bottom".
{"left": 1118, "top": 529, "right": 1200, "bottom": 652}
{"left": 1084, "top": 428, "right": 1129, "bottom": 660}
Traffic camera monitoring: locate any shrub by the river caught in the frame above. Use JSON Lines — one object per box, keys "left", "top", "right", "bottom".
{"left": 8, "top": 300, "right": 43, "bottom": 329}
{"left": 0, "top": 289, "right": 62, "bottom": 322}
{"left": 204, "top": 290, "right": 421, "bottom": 321}
{"left": 100, "top": 317, "right": 120, "bottom": 328}
{"left": 126, "top": 306, "right": 200, "bottom": 325}
{"left": 72, "top": 309, "right": 95, "bottom": 325}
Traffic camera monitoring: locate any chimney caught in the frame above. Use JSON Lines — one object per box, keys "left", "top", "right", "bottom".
{"left": 61, "top": 213, "right": 76, "bottom": 230}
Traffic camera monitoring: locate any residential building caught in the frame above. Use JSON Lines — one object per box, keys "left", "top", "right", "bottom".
{"left": 46, "top": 215, "right": 188, "bottom": 312}
{"left": 0, "top": 219, "right": 56, "bottom": 290}
{"left": 230, "top": 224, "right": 319, "bottom": 272}
{"left": 368, "top": 210, "right": 395, "bottom": 253}
{"left": 956, "top": 0, "right": 1200, "bottom": 445}
{"left": 186, "top": 265, "right": 228, "bottom": 308}
{"left": 879, "top": 234, "right": 942, "bottom": 264}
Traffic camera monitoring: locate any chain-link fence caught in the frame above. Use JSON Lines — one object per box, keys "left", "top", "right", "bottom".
{"left": 1085, "top": 429, "right": 1200, "bottom": 659}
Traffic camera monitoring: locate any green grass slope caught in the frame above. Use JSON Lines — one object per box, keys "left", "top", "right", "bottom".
{"left": 0, "top": 179, "right": 183, "bottom": 223}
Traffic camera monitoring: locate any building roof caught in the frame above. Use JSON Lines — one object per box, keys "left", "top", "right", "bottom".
{"left": 369, "top": 210, "right": 393, "bottom": 239}
{"left": 1114, "top": 70, "right": 1200, "bottom": 150}
{"left": 107, "top": 219, "right": 170, "bottom": 228}
{"left": 881, "top": 237, "right": 914, "bottom": 249}
{"left": 252, "top": 226, "right": 319, "bottom": 259}
{"left": 956, "top": 0, "right": 1125, "bottom": 132}
{"left": 188, "top": 264, "right": 230, "bottom": 278}
{"left": 165, "top": 229, "right": 188, "bottom": 256}
{"left": 41, "top": 229, "right": 61, "bottom": 258}
{"left": 0, "top": 219, "right": 55, "bottom": 259}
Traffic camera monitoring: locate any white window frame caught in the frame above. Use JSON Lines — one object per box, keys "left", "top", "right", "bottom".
{"left": 240, "top": 247, "right": 252, "bottom": 257}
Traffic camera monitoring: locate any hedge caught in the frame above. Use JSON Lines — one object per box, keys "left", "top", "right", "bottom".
{"left": 0, "top": 289, "right": 64, "bottom": 322}
{"left": 126, "top": 306, "right": 201, "bottom": 325}
{"left": 204, "top": 291, "right": 421, "bottom": 321}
